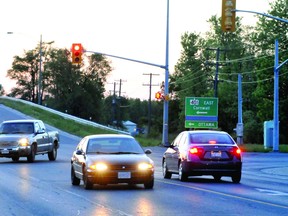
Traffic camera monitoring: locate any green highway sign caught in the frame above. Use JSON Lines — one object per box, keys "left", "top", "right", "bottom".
{"left": 185, "top": 97, "right": 218, "bottom": 129}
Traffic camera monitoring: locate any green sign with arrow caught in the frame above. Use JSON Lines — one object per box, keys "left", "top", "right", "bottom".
{"left": 185, "top": 97, "right": 218, "bottom": 129}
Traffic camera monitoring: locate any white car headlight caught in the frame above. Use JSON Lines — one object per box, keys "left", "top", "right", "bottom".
{"left": 90, "top": 163, "right": 108, "bottom": 171}
{"left": 19, "top": 138, "right": 29, "bottom": 147}
{"left": 138, "top": 162, "right": 153, "bottom": 170}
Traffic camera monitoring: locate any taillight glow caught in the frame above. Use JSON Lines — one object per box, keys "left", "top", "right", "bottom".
{"left": 236, "top": 148, "right": 241, "bottom": 154}
{"left": 189, "top": 147, "right": 198, "bottom": 154}
{"left": 209, "top": 140, "right": 217, "bottom": 144}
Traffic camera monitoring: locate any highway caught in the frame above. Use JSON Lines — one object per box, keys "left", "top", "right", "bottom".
{"left": 0, "top": 104, "right": 288, "bottom": 216}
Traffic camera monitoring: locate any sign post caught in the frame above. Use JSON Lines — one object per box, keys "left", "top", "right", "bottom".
{"left": 185, "top": 97, "right": 218, "bottom": 129}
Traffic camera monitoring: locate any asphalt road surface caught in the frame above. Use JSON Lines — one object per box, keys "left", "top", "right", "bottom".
{"left": 0, "top": 104, "right": 288, "bottom": 216}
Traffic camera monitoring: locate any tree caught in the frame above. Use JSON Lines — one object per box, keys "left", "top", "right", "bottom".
{"left": 45, "top": 51, "right": 112, "bottom": 122}
{"left": 6, "top": 41, "right": 54, "bottom": 103}
{"left": 252, "top": 0, "right": 288, "bottom": 143}
{"left": 0, "top": 84, "right": 4, "bottom": 96}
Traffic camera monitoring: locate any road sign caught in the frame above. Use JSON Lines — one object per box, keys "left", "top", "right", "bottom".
{"left": 185, "top": 97, "right": 218, "bottom": 129}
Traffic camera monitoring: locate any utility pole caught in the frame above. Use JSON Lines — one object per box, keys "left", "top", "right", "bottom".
{"left": 206, "top": 48, "right": 227, "bottom": 97}
{"left": 143, "top": 73, "right": 159, "bottom": 134}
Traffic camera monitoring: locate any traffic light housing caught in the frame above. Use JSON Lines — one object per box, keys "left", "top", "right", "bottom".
{"left": 221, "top": 0, "right": 236, "bottom": 32}
{"left": 71, "top": 43, "right": 83, "bottom": 64}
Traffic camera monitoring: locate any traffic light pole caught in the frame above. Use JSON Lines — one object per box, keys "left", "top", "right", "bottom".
{"left": 86, "top": 0, "right": 171, "bottom": 146}
{"left": 234, "top": 9, "right": 288, "bottom": 151}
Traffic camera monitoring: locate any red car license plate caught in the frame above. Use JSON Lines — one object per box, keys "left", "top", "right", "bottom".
{"left": 211, "top": 151, "right": 222, "bottom": 157}
{"left": 118, "top": 172, "right": 131, "bottom": 179}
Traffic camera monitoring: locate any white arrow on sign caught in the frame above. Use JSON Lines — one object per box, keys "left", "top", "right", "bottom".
{"left": 196, "top": 111, "right": 207, "bottom": 115}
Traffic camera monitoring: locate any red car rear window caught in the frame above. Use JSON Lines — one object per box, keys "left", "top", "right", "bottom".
{"left": 190, "top": 133, "right": 234, "bottom": 144}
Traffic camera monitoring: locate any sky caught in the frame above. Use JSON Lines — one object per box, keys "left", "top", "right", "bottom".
{"left": 0, "top": 0, "right": 273, "bottom": 100}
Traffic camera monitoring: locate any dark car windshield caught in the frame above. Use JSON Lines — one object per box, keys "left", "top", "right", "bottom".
{"left": 86, "top": 137, "right": 145, "bottom": 154}
{"left": 0, "top": 123, "right": 34, "bottom": 134}
{"left": 189, "top": 133, "right": 235, "bottom": 144}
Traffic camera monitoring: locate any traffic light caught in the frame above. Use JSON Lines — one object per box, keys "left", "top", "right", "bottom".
{"left": 71, "top": 43, "right": 83, "bottom": 64}
{"left": 221, "top": 0, "right": 236, "bottom": 32}
{"left": 155, "top": 91, "right": 162, "bottom": 100}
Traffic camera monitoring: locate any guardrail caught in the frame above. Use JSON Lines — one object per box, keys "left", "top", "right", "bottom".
{"left": 0, "top": 96, "right": 130, "bottom": 135}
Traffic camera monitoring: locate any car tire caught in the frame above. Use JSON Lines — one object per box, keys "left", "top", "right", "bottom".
{"left": 83, "top": 170, "right": 93, "bottom": 190}
{"left": 27, "top": 144, "right": 36, "bottom": 163}
{"left": 162, "top": 159, "right": 172, "bottom": 179}
{"left": 71, "top": 166, "right": 80, "bottom": 186}
{"left": 48, "top": 145, "right": 57, "bottom": 161}
{"left": 232, "top": 172, "right": 241, "bottom": 183}
{"left": 12, "top": 156, "right": 19, "bottom": 162}
{"left": 213, "top": 175, "right": 222, "bottom": 182}
{"left": 178, "top": 162, "right": 188, "bottom": 182}
{"left": 144, "top": 179, "right": 154, "bottom": 189}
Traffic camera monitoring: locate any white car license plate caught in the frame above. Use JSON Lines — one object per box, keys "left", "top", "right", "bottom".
{"left": 211, "top": 151, "right": 222, "bottom": 157}
{"left": 1, "top": 149, "right": 9, "bottom": 154}
{"left": 118, "top": 172, "right": 131, "bottom": 179}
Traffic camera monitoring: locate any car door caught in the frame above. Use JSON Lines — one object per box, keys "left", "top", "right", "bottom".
{"left": 34, "top": 122, "right": 49, "bottom": 152}
{"left": 166, "top": 132, "right": 184, "bottom": 172}
{"left": 73, "top": 138, "right": 87, "bottom": 178}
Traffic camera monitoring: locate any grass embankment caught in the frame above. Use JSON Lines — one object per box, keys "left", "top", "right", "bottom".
{"left": 0, "top": 98, "right": 160, "bottom": 147}
{"left": 1, "top": 97, "right": 287, "bottom": 152}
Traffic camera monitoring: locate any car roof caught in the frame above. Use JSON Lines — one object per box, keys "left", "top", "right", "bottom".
{"left": 85, "top": 134, "right": 135, "bottom": 139}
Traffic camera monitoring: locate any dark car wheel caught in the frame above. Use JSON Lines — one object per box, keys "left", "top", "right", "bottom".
{"left": 232, "top": 172, "right": 241, "bottom": 183}
{"left": 213, "top": 175, "right": 222, "bottom": 182}
{"left": 12, "top": 156, "right": 19, "bottom": 162}
{"left": 71, "top": 166, "right": 80, "bottom": 186}
{"left": 48, "top": 145, "right": 57, "bottom": 161}
{"left": 27, "top": 144, "right": 36, "bottom": 163}
{"left": 178, "top": 162, "right": 188, "bottom": 182}
{"left": 83, "top": 170, "right": 93, "bottom": 190}
{"left": 162, "top": 159, "right": 172, "bottom": 179}
{"left": 144, "top": 179, "right": 154, "bottom": 189}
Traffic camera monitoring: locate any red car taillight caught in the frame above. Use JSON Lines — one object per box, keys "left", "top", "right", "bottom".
{"left": 189, "top": 147, "right": 204, "bottom": 157}
{"left": 230, "top": 146, "right": 241, "bottom": 159}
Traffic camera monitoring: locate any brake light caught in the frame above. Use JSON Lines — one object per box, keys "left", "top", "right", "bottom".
{"left": 189, "top": 147, "right": 204, "bottom": 156}
{"left": 230, "top": 147, "right": 241, "bottom": 159}
{"left": 190, "top": 147, "right": 198, "bottom": 154}
{"left": 209, "top": 140, "right": 217, "bottom": 144}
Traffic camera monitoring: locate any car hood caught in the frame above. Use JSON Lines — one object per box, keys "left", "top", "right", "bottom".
{"left": 86, "top": 153, "right": 153, "bottom": 165}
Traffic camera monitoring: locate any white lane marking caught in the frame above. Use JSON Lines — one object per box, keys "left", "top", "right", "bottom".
{"left": 256, "top": 188, "right": 288, "bottom": 196}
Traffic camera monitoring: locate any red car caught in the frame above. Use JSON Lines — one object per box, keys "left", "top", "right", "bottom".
{"left": 162, "top": 130, "right": 242, "bottom": 183}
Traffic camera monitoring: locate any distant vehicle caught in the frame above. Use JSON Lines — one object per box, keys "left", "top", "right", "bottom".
{"left": 0, "top": 119, "right": 60, "bottom": 162}
{"left": 71, "top": 134, "right": 154, "bottom": 190}
{"left": 162, "top": 130, "right": 242, "bottom": 183}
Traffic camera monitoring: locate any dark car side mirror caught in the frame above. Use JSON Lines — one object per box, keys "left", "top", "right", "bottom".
{"left": 76, "top": 149, "right": 83, "bottom": 155}
{"left": 145, "top": 149, "right": 152, "bottom": 154}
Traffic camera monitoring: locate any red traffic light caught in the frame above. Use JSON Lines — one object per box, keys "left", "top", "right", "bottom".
{"left": 71, "top": 43, "right": 83, "bottom": 64}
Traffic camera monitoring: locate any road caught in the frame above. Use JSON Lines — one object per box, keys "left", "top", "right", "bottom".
{"left": 0, "top": 104, "right": 288, "bottom": 216}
